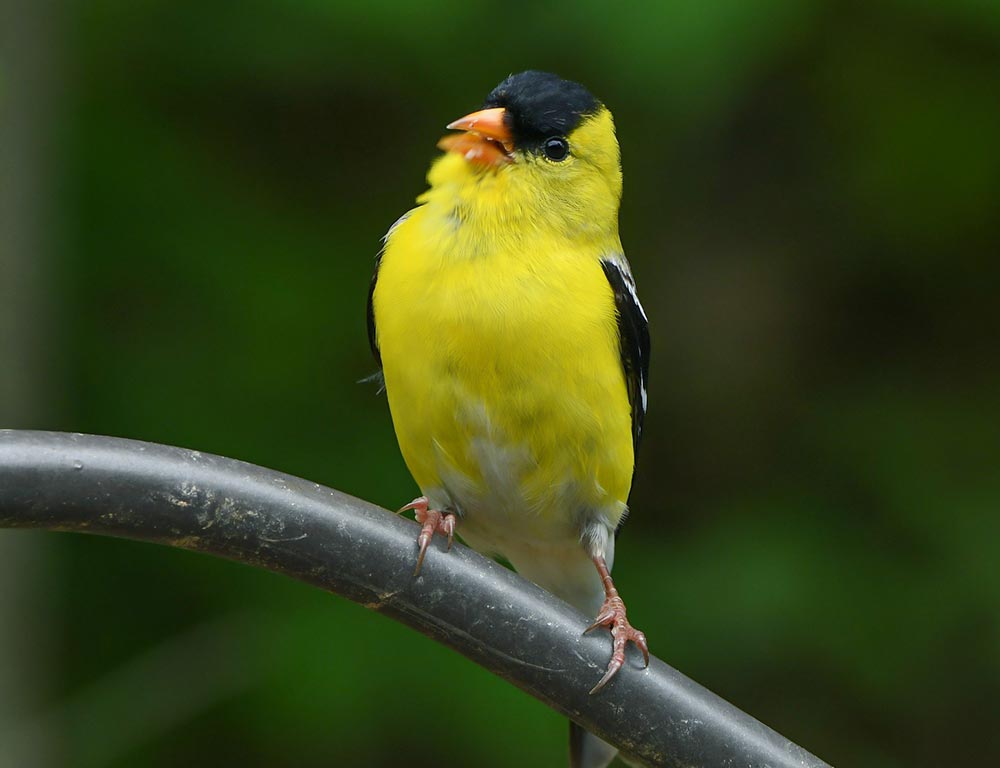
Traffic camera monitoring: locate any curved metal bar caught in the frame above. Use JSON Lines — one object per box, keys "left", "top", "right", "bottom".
{"left": 0, "top": 430, "right": 831, "bottom": 768}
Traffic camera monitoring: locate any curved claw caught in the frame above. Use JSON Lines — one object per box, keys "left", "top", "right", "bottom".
{"left": 414, "top": 509, "right": 440, "bottom": 575}
{"left": 585, "top": 593, "right": 649, "bottom": 694}
{"left": 413, "top": 541, "right": 429, "bottom": 576}
{"left": 584, "top": 609, "right": 616, "bottom": 634}
{"left": 636, "top": 631, "right": 650, "bottom": 667}
{"left": 590, "top": 656, "right": 624, "bottom": 694}
{"left": 408, "top": 503, "right": 457, "bottom": 576}
{"left": 442, "top": 514, "right": 456, "bottom": 550}
{"left": 398, "top": 496, "right": 429, "bottom": 515}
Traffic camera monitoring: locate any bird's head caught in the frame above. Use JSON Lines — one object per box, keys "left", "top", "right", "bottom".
{"left": 427, "top": 71, "right": 623, "bottom": 239}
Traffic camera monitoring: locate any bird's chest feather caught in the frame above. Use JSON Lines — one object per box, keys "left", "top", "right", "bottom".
{"left": 375, "top": 218, "right": 633, "bottom": 541}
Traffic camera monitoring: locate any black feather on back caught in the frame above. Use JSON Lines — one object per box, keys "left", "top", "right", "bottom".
{"left": 366, "top": 252, "right": 382, "bottom": 371}
{"left": 600, "top": 258, "right": 650, "bottom": 459}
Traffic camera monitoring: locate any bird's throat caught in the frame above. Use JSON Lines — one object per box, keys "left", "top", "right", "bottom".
{"left": 419, "top": 153, "right": 619, "bottom": 259}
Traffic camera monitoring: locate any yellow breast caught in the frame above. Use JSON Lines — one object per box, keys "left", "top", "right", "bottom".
{"left": 373, "top": 189, "right": 634, "bottom": 545}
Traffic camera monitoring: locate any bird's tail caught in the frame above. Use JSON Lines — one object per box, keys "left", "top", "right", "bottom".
{"left": 569, "top": 721, "right": 619, "bottom": 768}
{"left": 501, "top": 542, "right": 621, "bottom": 768}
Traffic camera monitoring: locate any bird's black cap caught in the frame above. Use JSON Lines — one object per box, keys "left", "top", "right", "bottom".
{"left": 483, "top": 71, "right": 601, "bottom": 150}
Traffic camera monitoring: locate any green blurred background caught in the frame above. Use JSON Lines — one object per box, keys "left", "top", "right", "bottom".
{"left": 2, "top": 0, "right": 999, "bottom": 766}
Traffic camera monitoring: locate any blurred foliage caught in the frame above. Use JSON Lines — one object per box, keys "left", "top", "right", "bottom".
{"left": 3, "top": 0, "right": 1000, "bottom": 766}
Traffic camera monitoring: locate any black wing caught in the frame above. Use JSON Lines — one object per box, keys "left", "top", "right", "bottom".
{"left": 366, "top": 252, "right": 382, "bottom": 371}
{"left": 600, "top": 257, "right": 650, "bottom": 458}
{"left": 366, "top": 211, "right": 414, "bottom": 384}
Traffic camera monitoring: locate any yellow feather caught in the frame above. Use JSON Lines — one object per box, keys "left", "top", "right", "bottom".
{"left": 373, "top": 106, "right": 633, "bottom": 553}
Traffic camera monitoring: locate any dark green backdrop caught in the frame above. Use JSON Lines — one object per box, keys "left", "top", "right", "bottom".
{"left": 2, "top": 1, "right": 999, "bottom": 766}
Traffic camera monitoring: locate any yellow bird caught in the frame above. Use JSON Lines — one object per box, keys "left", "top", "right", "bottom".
{"left": 367, "top": 71, "right": 650, "bottom": 767}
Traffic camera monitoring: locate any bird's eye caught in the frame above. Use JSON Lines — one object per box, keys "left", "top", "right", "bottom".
{"left": 543, "top": 137, "right": 570, "bottom": 161}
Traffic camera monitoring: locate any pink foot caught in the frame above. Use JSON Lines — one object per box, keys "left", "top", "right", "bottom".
{"left": 398, "top": 496, "right": 457, "bottom": 575}
{"left": 585, "top": 556, "right": 649, "bottom": 694}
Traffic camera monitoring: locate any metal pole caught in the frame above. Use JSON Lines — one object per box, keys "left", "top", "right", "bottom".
{"left": 0, "top": 430, "right": 832, "bottom": 768}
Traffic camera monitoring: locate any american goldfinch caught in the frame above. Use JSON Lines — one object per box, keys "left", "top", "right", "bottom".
{"left": 367, "top": 71, "right": 650, "bottom": 768}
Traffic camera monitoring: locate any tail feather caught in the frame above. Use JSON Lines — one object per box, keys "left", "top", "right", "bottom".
{"left": 509, "top": 543, "right": 619, "bottom": 768}
{"left": 569, "top": 722, "right": 619, "bottom": 768}
{"left": 499, "top": 540, "right": 621, "bottom": 768}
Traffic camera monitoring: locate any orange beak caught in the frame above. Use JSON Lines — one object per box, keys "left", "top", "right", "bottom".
{"left": 437, "top": 107, "right": 514, "bottom": 167}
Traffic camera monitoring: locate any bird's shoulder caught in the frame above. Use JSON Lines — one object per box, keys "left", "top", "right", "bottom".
{"left": 366, "top": 209, "right": 418, "bottom": 370}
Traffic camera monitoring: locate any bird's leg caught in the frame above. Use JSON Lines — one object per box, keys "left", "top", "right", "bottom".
{"left": 585, "top": 554, "right": 649, "bottom": 693}
{"left": 398, "top": 496, "right": 457, "bottom": 576}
